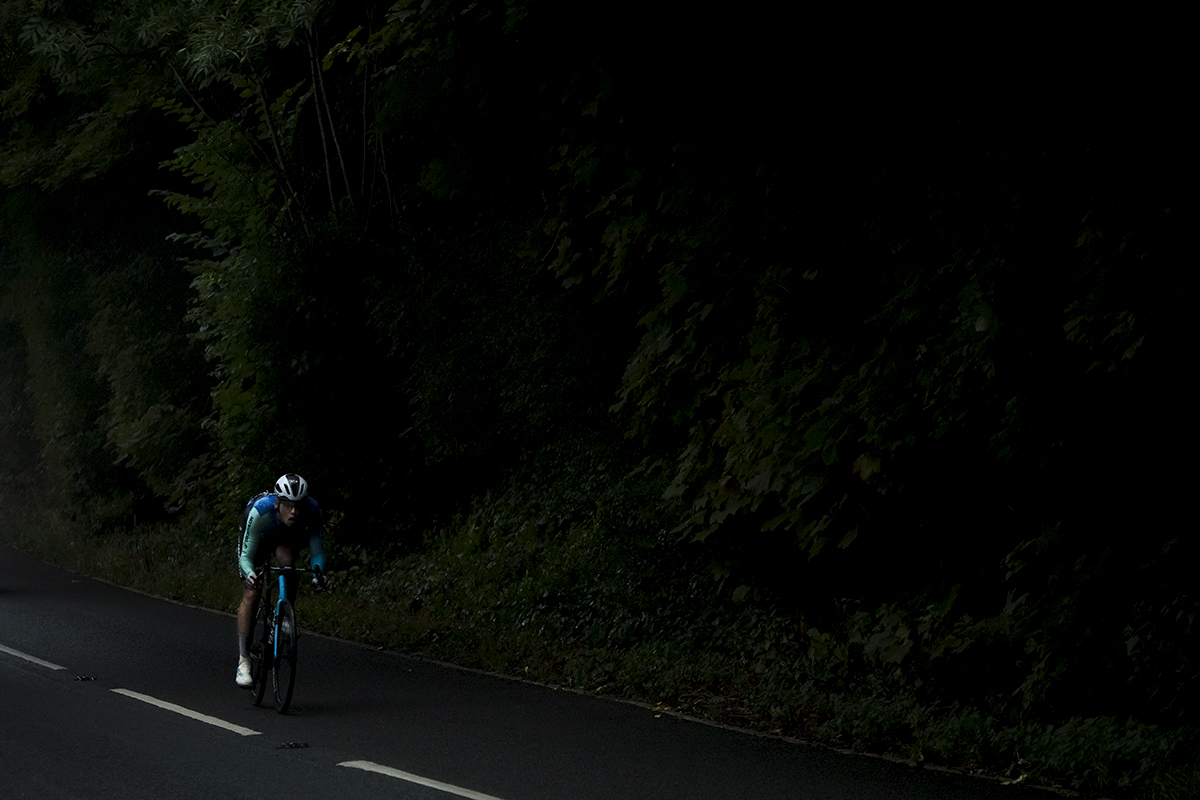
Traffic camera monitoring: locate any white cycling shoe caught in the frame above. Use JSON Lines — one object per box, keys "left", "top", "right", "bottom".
{"left": 235, "top": 657, "right": 253, "bottom": 688}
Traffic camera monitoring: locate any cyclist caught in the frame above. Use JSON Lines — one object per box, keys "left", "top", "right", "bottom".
{"left": 235, "top": 473, "right": 329, "bottom": 688}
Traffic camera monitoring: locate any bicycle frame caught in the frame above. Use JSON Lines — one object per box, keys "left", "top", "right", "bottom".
{"left": 251, "top": 564, "right": 319, "bottom": 713}
{"left": 259, "top": 566, "right": 314, "bottom": 656}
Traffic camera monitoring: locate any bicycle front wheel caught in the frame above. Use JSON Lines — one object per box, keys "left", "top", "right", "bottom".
{"left": 250, "top": 599, "right": 270, "bottom": 707}
{"left": 272, "top": 601, "right": 297, "bottom": 714}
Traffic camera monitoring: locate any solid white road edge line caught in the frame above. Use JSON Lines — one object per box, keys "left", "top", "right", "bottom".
{"left": 338, "top": 761, "right": 509, "bottom": 800}
{"left": 0, "top": 643, "right": 68, "bottom": 670}
{"left": 112, "top": 689, "right": 261, "bottom": 737}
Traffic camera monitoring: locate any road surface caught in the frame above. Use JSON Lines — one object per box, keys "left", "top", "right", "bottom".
{"left": 1, "top": 542, "right": 1054, "bottom": 799}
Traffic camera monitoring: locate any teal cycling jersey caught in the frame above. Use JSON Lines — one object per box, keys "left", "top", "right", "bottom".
{"left": 238, "top": 493, "right": 327, "bottom": 578}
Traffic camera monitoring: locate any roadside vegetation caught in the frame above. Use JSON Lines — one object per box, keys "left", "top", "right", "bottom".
{"left": 1, "top": 2, "right": 1192, "bottom": 797}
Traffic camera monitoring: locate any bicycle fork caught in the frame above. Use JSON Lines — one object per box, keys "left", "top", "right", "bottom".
{"left": 273, "top": 572, "right": 289, "bottom": 661}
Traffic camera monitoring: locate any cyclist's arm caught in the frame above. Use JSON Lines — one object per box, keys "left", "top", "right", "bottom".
{"left": 306, "top": 499, "right": 327, "bottom": 574}
{"left": 239, "top": 507, "right": 265, "bottom": 578}
{"left": 308, "top": 534, "right": 327, "bottom": 574}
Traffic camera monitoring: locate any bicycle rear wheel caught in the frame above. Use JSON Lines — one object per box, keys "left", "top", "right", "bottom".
{"left": 250, "top": 599, "right": 270, "bottom": 707}
{"left": 272, "top": 600, "right": 297, "bottom": 714}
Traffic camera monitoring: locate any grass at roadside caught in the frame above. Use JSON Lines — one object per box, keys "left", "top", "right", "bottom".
{"left": 3, "top": 504, "right": 239, "bottom": 611}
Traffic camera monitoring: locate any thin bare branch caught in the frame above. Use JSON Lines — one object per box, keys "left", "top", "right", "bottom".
{"left": 310, "top": 29, "right": 356, "bottom": 214}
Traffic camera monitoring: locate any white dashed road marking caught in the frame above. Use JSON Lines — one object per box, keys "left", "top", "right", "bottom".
{"left": 338, "top": 760, "right": 509, "bottom": 800}
{"left": 112, "top": 688, "right": 262, "bottom": 737}
{"left": 0, "top": 643, "right": 67, "bottom": 670}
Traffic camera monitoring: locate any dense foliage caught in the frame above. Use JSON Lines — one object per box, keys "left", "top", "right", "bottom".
{"left": 1, "top": 2, "right": 1191, "bottom": 795}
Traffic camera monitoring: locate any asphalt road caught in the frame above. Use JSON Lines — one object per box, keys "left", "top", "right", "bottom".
{"left": 1, "top": 542, "right": 1055, "bottom": 799}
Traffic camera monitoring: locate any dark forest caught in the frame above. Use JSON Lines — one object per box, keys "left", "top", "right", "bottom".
{"left": 0, "top": 3, "right": 1190, "bottom": 796}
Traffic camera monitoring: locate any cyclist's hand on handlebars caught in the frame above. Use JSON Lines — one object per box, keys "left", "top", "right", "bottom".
{"left": 244, "top": 571, "right": 259, "bottom": 590}
{"left": 311, "top": 568, "right": 330, "bottom": 592}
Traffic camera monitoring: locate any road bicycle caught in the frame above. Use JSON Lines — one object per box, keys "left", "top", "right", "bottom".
{"left": 249, "top": 565, "right": 320, "bottom": 713}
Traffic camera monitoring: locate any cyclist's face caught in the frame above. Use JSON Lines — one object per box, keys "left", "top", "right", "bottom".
{"left": 277, "top": 499, "right": 299, "bottom": 526}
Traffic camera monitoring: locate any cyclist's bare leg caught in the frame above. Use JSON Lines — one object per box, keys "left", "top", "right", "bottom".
{"left": 237, "top": 579, "right": 263, "bottom": 656}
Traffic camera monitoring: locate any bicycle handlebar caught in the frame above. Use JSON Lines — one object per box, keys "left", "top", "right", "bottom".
{"left": 254, "top": 564, "right": 330, "bottom": 593}
{"left": 255, "top": 565, "right": 321, "bottom": 575}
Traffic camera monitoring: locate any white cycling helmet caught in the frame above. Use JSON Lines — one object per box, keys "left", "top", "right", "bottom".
{"left": 274, "top": 473, "right": 309, "bottom": 502}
